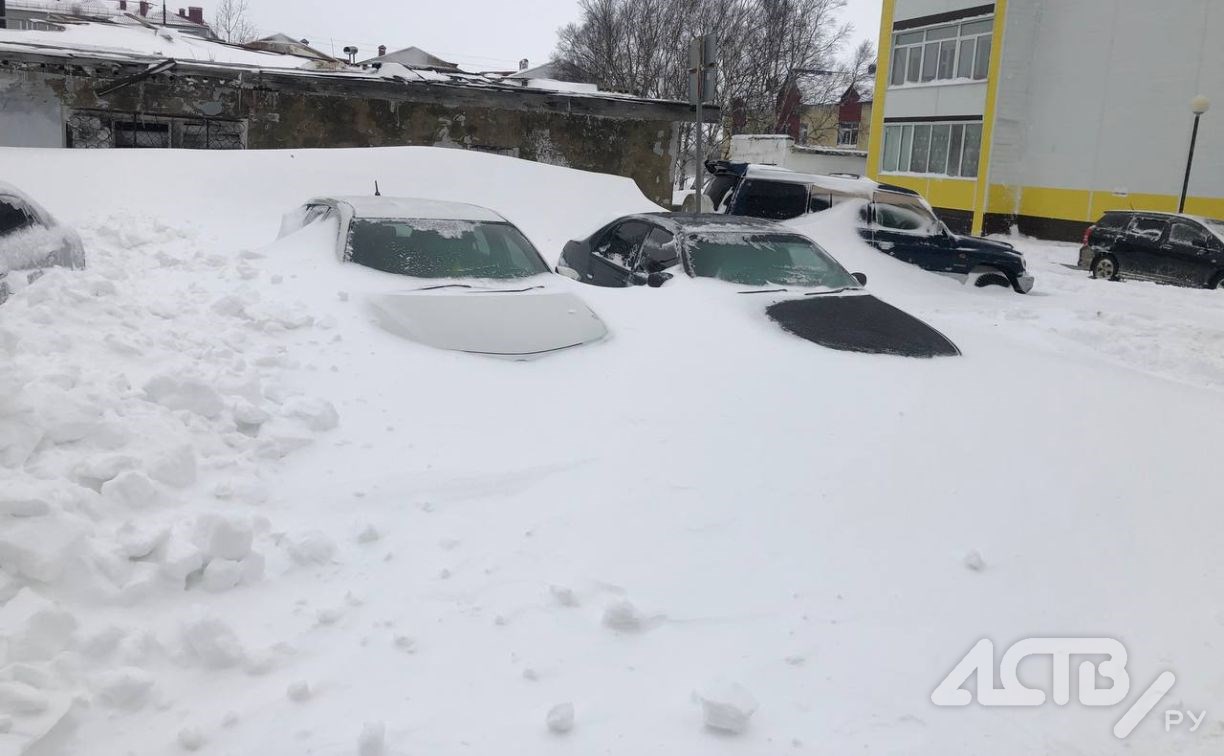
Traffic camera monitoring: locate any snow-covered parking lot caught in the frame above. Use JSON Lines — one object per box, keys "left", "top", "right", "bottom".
{"left": 2, "top": 146, "right": 1224, "bottom": 755}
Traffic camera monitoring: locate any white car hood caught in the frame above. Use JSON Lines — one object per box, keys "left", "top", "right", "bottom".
{"left": 368, "top": 285, "right": 609, "bottom": 357}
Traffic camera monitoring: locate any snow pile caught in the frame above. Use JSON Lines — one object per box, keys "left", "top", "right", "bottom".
{"left": 0, "top": 206, "right": 340, "bottom": 754}
{"left": 1, "top": 145, "right": 1223, "bottom": 755}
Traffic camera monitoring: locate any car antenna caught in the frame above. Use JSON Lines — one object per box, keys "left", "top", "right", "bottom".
{"left": 374, "top": 180, "right": 381, "bottom": 197}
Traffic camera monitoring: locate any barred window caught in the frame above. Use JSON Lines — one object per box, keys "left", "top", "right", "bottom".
{"left": 66, "top": 111, "right": 245, "bottom": 150}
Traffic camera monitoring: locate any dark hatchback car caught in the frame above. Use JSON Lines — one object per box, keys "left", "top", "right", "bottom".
{"left": 556, "top": 213, "right": 960, "bottom": 357}
{"left": 702, "top": 161, "right": 1034, "bottom": 294}
{"left": 1079, "top": 211, "right": 1224, "bottom": 289}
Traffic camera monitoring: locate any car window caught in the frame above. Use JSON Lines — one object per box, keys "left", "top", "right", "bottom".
{"left": 594, "top": 221, "right": 650, "bottom": 268}
{"left": 735, "top": 180, "right": 808, "bottom": 220}
{"left": 633, "top": 228, "right": 678, "bottom": 272}
{"left": 872, "top": 203, "right": 941, "bottom": 235}
{"left": 1097, "top": 213, "right": 1129, "bottom": 230}
{"left": 1127, "top": 217, "right": 1167, "bottom": 242}
{"left": 302, "top": 205, "right": 333, "bottom": 225}
{"left": 347, "top": 219, "right": 549, "bottom": 279}
{"left": 808, "top": 191, "right": 834, "bottom": 213}
{"left": 0, "top": 198, "right": 35, "bottom": 236}
{"left": 1169, "top": 222, "right": 1211, "bottom": 248}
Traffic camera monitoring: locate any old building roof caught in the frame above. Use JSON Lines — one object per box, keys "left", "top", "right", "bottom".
{"left": 361, "top": 46, "right": 459, "bottom": 71}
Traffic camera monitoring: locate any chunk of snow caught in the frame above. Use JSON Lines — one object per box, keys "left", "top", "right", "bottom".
{"left": 281, "top": 396, "right": 340, "bottom": 431}
{"left": 288, "top": 531, "right": 337, "bottom": 565}
{"left": 177, "top": 726, "right": 205, "bottom": 751}
{"left": 697, "top": 681, "right": 758, "bottom": 734}
{"left": 1, "top": 588, "right": 78, "bottom": 662}
{"left": 149, "top": 444, "right": 198, "bottom": 488}
{"left": 92, "top": 667, "right": 154, "bottom": 710}
{"left": 200, "top": 559, "right": 244, "bottom": 592}
{"left": 358, "top": 721, "right": 386, "bottom": 756}
{"left": 0, "top": 485, "right": 51, "bottom": 517}
{"left": 549, "top": 585, "right": 579, "bottom": 607}
{"left": 546, "top": 702, "right": 575, "bottom": 734}
{"left": 201, "top": 516, "right": 254, "bottom": 561}
{"left": 116, "top": 521, "right": 169, "bottom": 559}
{"left": 0, "top": 517, "right": 85, "bottom": 583}
{"left": 144, "top": 375, "right": 224, "bottom": 419}
{"left": 287, "top": 680, "right": 312, "bottom": 702}
{"left": 356, "top": 523, "right": 381, "bottom": 543}
{"left": 963, "top": 550, "right": 986, "bottom": 572}
{"left": 101, "top": 471, "right": 162, "bottom": 509}
{"left": 602, "top": 599, "right": 646, "bottom": 632}
{"left": 181, "top": 613, "right": 246, "bottom": 668}
{"left": 159, "top": 536, "right": 206, "bottom": 588}
{"left": 0, "top": 681, "right": 49, "bottom": 714}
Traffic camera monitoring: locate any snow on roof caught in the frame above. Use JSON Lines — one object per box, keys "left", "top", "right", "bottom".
{"left": 245, "top": 33, "right": 336, "bottom": 62}
{"left": 743, "top": 164, "right": 879, "bottom": 196}
{"left": 318, "top": 196, "right": 506, "bottom": 222}
{"left": 0, "top": 22, "right": 320, "bottom": 69}
{"left": 506, "top": 61, "right": 559, "bottom": 80}
{"left": 361, "top": 46, "right": 458, "bottom": 70}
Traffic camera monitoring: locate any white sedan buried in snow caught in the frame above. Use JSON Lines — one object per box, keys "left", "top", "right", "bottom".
{"left": 278, "top": 196, "right": 609, "bottom": 358}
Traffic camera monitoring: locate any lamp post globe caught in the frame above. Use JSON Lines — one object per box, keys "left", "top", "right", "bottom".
{"left": 1191, "top": 95, "right": 1211, "bottom": 116}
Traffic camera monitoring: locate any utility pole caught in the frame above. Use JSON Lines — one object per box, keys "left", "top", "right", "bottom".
{"left": 1, "top": 0, "right": 7, "bottom": 30}
{"left": 162, "top": 0, "right": 167, "bottom": 25}
{"left": 688, "top": 35, "right": 717, "bottom": 213}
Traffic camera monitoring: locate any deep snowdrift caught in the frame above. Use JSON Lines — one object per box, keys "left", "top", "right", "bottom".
{"left": 2, "top": 146, "right": 1223, "bottom": 756}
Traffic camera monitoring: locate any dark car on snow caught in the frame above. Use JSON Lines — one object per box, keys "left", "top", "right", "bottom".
{"left": 1078, "top": 211, "right": 1224, "bottom": 289}
{"left": 556, "top": 213, "right": 960, "bottom": 357}
{"left": 699, "top": 161, "right": 1034, "bottom": 294}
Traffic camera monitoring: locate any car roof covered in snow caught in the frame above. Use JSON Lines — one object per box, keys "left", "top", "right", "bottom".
{"left": 312, "top": 196, "right": 507, "bottom": 222}
{"left": 0, "top": 180, "right": 57, "bottom": 225}
{"left": 630, "top": 213, "right": 799, "bottom": 236}
{"left": 741, "top": 164, "right": 879, "bottom": 195}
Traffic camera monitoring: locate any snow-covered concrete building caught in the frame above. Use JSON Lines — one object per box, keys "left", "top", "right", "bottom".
{"left": 0, "top": 22, "right": 707, "bottom": 205}
{"left": 868, "top": 0, "right": 1224, "bottom": 238}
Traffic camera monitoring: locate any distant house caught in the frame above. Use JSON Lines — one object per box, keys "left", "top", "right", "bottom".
{"left": 244, "top": 33, "right": 338, "bottom": 64}
{"left": 776, "top": 70, "right": 873, "bottom": 151}
{"left": 1, "top": 0, "right": 214, "bottom": 37}
{"left": 361, "top": 46, "right": 459, "bottom": 71}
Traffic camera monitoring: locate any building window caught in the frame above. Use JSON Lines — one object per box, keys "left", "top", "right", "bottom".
{"left": 890, "top": 18, "right": 992, "bottom": 87}
{"left": 881, "top": 121, "right": 983, "bottom": 178}
{"left": 836, "top": 122, "right": 859, "bottom": 147}
{"left": 66, "top": 111, "right": 245, "bottom": 149}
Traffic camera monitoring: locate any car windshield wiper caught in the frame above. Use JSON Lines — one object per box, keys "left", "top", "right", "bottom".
{"left": 469, "top": 285, "right": 546, "bottom": 293}
{"left": 414, "top": 283, "right": 474, "bottom": 291}
{"left": 737, "top": 287, "right": 789, "bottom": 294}
{"left": 803, "top": 286, "right": 858, "bottom": 296}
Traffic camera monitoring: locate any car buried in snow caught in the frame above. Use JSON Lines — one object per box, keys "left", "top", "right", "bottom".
{"left": 556, "top": 213, "right": 960, "bottom": 357}
{"left": 699, "top": 161, "right": 1034, "bottom": 294}
{"left": 278, "top": 196, "right": 609, "bottom": 358}
{"left": 0, "top": 182, "right": 86, "bottom": 304}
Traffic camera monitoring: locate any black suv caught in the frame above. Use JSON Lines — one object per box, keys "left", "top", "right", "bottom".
{"left": 704, "top": 161, "right": 1033, "bottom": 293}
{"left": 1079, "top": 211, "right": 1224, "bottom": 289}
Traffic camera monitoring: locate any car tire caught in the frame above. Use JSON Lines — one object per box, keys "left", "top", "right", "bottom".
{"left": 1208, "top": 272, "right": 1224, "bottom": 290}
{"left": 1091, "top": 255, "right": 1119, "bottom": 281}
{"left": 968, "top": 266, "right": 1011, "bottom": 288}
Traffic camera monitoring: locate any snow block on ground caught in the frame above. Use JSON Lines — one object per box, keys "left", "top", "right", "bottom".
{"left": 101, "top": 471, "right": 161, "bottom": 509}
{"left": 697, "top": 681, "right": 758, "bottom": 734}
{"left": 546, "top": 703, "right": 575, "bottom": 734}
{"left": 144, "top": 375, "right": 225, "bottom": 419}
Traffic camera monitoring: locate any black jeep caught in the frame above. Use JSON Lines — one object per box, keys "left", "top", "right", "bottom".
{"left": 1078, "top": 211, "right": 1224, "bottom": 289}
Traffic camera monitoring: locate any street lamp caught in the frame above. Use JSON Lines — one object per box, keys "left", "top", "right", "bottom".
{"left": 1178, "top": 94, "right": 1211, "bottom": 214}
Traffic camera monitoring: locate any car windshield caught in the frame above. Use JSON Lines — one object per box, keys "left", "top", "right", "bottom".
{"left": 348, "top": 219, "right": 549, "bottom": 279}
{"left": 1201, "top": 217, "right": 1224, "bottom": 243}
{"left": 686, "top": 232, "right": 861, "bottom": 289}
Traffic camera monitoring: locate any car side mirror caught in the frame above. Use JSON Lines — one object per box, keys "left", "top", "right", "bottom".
{"left": 852, "top": 272, "right": 868, "bottom": 286}
{"left": 647, "top": 271, "right": 672, "bottom": 288}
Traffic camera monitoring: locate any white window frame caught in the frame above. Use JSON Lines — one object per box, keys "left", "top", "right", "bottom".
{"left": 880, "top": 121, "right": 983, "bottom": 178}
{"left": 836, "top": 122, "right": 859, "bottom": 147}
{"left": 889, "top": 17, "right": 993, "bottom": 88}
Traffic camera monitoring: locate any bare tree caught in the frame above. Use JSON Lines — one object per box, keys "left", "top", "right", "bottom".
{"left": 554, "top": 0, "right": 851, "bottom": 183}
{"left": 213, "top": 0, "right": 258, "bottom": 44}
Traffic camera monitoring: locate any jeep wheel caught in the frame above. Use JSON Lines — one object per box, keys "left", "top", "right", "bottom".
{"left": 1210, "top": 273, "right": 1224, "bottom": 290}
{"left": 1091, "top": 255, "right": 1119, "bottom": 281}
{"left": 968, "top": 267, "right": 1010, "bottom": 288}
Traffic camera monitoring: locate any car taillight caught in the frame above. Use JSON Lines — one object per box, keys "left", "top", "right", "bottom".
{"left": 1082, "top": 225, "right": 1095, "bottom": 246}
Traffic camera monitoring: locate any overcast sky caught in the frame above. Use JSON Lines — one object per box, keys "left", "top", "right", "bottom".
{"left": 243, "top": 0, "right": 882, "bottom": 72}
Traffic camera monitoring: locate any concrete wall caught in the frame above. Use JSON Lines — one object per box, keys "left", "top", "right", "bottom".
{"left": 0, "top": 59, "right": 686, "bottom": 206}
{"left": 0, "top": 73, "right": 64, "bottom": 147}
{"left": 990, "top": 0, "right": 1224, "bottom": 226}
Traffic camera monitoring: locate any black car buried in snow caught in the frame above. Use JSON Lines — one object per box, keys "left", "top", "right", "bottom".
{"left": 1078, "top": 211, "right": 1224, "bottom": 289}
{"left": 698, "top": 161, "right": 1034, "bottom": 294}
{"left": 556, "top": 213, "right": 960, "bottom": 358}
